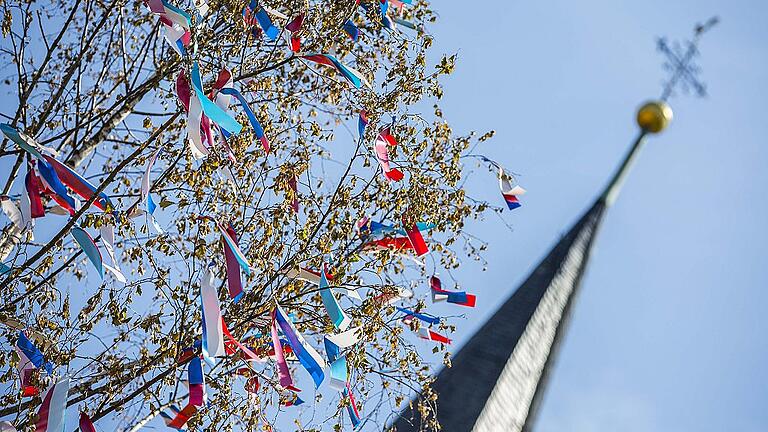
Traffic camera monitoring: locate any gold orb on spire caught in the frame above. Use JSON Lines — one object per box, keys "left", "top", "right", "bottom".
{"left": 636, "top": 100, "right": 673, "bottom": 133}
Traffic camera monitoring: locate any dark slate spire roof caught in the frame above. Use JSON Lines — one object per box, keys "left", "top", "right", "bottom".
{"left": 391, "top": 132, "right": 649, "bottom": 432}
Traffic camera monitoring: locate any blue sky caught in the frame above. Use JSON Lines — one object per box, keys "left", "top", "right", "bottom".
{"left": 2, "top": 1, "right": 766, "bottom": 430}
{"left": 425, "top": 0, "right": 768, "bottom": 431}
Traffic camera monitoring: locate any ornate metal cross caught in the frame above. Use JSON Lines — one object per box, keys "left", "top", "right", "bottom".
{"left": 657, "top": 16, "right": 719, "bottom": 101}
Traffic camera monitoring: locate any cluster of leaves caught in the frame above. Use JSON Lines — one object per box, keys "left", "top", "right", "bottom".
{"left": 0, "top": 0, "right": 495, "bottom": 430}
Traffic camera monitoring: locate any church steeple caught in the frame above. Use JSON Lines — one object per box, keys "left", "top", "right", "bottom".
{"left": 391, "top": 19, "right": 716, "bottom": 432}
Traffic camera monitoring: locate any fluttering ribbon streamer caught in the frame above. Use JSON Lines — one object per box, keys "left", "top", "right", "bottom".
{"left": 16, "top": 331, "right": 52, "bottom": 397}
{"left": 344, "top": 382, "right": 363, "bottom": 429}
{"left": 79, "top": 412, "right": 97, "bottom": 432}
{"left": 416, "top": 328, "right": 451, "bottom": 344}
{"left": 218, "top": 87, "right": 270, "bottom": 153}
{"left": 191, "top": 63, "right": 243, "bottom": 136}
{"left": 144, "top": 0, "right": 191, "bottom": 55}
{"left": 325, "top": 326, "right": 361, "bottom": 349}
{"left": 24, "top": 165, "right": 45, "bottom": 219}
{"left": 284, "top": 14, "right": 304, "bottom": 52}
{"left": 99, "top": 223, "right": 127, "bottom": 283}
{"left": 323, "top": 337, "right": 347, "bottom": 391}
{"left": 219, "top": 223, "right": 251, "bottom": 291}
{"left": 274, "top": 304, "right": 327, "bottom": 389}
{"left": 403, "top": 221, "right": 429, "bottom": 257}
{"left": 285, "top": 266, "right": 362, "bottom": 300}
{"left": 219, "top": 223, "right": 245, "bottom": 302}
{"left": 243, "top": 0, "right": 279, "bottom": 40}
{"left": 498, "top": 166, "right": 526, "bottom": 210}
{"left": 42, "top": 155, "right": 114, "bottom": 211}
{"left": 2, "top": 124, "right": 114, "bottom": 213}
{"left": 176, "top": 72, "right": 207, "bottom": 159}
{"left": 319, "top": 264, "right": 352, "bottom": 330}
{"left": 397, "top": 307, "right": 441, "bottom": 325}
{"left": 35, "top": 376, "right": 69, "bottom": 432}
{"left": 0, "top": 197, "right": 23, "bottom": 229}
{"left": 270, "top": 311, "right": 294, "bottom": 388}
{"left": 71, "top": 225, "right": 104, "bottom": 278}
{"left": 469, "top": 154, "right": 526, "bottom": 210}
{"left": 0, "top": 123, "right": 57, "bottom": 160}
{"left": 356, "top": 217, "right": 435, "bottom": 238}
{"left": 373, "top": 125, "right": 403, "bottom": 181}
{"left": 141, "top": 148, "right": 164, "bottom": 233}
{"left": 222, "top": 321, "right": 264, "bottom": 362}
{"left": 200, "top": 266, "right": 226, "bottom": 365}
{"left": 430, "top": 276, "right": 476, "bottom": 307}
{"left": 168, "top": 356, "right": 206, "bottom": 429}
{"left": 343, "top": 19, "right": 359, "bottom": 41}
{"left": 158, "top": 405, "right": 183, "bottom": 430}
{"left": 301, "top": 54, "right": 370, "bottom": 88}
{"left": 35, "top": 159, "right": 76, "bottom": 214}
{"left": 358, "top": 110, "right": 368, "bottom": 141}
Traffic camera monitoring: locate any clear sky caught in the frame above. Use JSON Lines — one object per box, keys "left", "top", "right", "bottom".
{"left": 424, "top": 0, "right": 768, "bottom": 431}
{"left": 2, "top": 1, "right": 766, "bottom": 431}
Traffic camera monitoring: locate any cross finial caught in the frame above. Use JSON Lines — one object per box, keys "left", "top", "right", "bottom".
{"left": 657, "top": 16, "right": 719, "bottom": 101}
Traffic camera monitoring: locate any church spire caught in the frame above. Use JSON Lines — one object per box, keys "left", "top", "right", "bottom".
{"left": 391, "top": 19, "right": 716, "bottom": 432}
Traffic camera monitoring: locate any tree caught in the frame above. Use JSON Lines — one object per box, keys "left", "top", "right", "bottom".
{"left": 0, "top": 0, "right": 500, "bottom": 430}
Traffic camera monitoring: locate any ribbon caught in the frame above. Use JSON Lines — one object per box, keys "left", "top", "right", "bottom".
{"left": 498, "top": 166, "right": 526, "bottom": 210}
{"left": 35, "top": 376, "right": 69, "bottom": 432}
{"left": 0, "top": 124, "right": 57, "bottom": 160}
{"left": 274, "top": 304, "right": 327, "bottom": 388}
{"left": 430, "top": 276, "right": 476, "bottom": 307}
{"left": 168, "top": 356, "right": 206, "bottom": 429}
{"left": 24, "top": 165, "right": 44, "bottom": 219}
{"left": 344, "top": 382, "right": 363, "bottom": 428}
{"left": 99, "top": 223, "right": 126, "bottom": 283}
{"left": 343, "top": 19, "right": 359, "bottom": 41}
{"left": 177, "top": 72, "right": 208, "bottom": 159}
{"left": 219, "top": 222, "right": 251, "bottom": 277}
{"left": 79, "top": 412, "right": 97, "bottom": 432}
{"left": 323, "top": 337, "right": 347, "bottom": 391}
{"left": 470, "top": 155, "right": 526, "bottom": 210}
{"left": 200, "top": 266, "right": 225, "bottom": 364}
{"left": 358, "top": 110, "right": 368, "bottom": 141}
{"left": 302, "top": 54, "right": 370, "bottom": 89}
{"left": 221, "top": 223, "right": 244, "bottom": 302}
{"left": 141, "top": 148, "right": 164, "bottom": 233}
{"left": 16, "top": 331, "right": 52, "bottom": 374}
{"left": 397, "top": 307, "right": 440, "bottom": 325}
{"left": 319, "top": 264, "right": 352, "bottom": 330}
{"left": 218, "top": 87, "right": 270, "bottom": 153}
{"left": 325, "top": 326, "right": 362, "bottom": 349}
{"left": 42, "top": 155, "right": 113, "bottom": 211}
{"left": 285, "top": 14, "right": 304, "bottom": 52}
{"left": 270, "top": 311, "right": 294, "bottom": 388}
{"left": 403, "top": 221, "right": 429, "bottom": 257}
{"left": 222, "top": 321, "right": 264, "bottom": 362}
{"left": 0, "top": 197, "right": 23, "bottom": 229}
{"left": 144, "top": 0, "right": 191, "bottom": 55}
{"left": 243, "top": 0, "right": 278, "bottom": 40}
{"left": 36, "top": 159, "right": 76, "bottom": 215}
{"left": 71, "top": 225, "right": 104, "bottom": 278}
{"left": 416, "top": 328, "right": 451, "bottom": 344}
{"left": 284, "top": 267, "right": 362, "bottom": 300}
{"left": 373, "top": 126, "right": 403, "bottom": 181}
{"left": 357, "top": 217, "right": 435, "bottom": 238}
{"left": 191, "top": 63, "right": 243, "bottom": 136}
